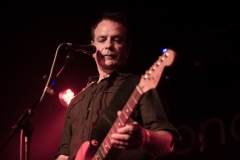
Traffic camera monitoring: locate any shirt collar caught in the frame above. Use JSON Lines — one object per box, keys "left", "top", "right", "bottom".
{"left": 87, "top": 70, "right": 126, "bottom": 84}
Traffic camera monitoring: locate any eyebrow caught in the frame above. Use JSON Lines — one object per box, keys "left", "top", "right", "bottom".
{"left": 112, "top": 35, "right": 123, "bottom": 39}
{"left": 96, "top": 35, "right": 124, "bottom": 39}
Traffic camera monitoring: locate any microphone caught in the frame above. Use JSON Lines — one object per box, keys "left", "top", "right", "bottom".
{"left": 66, "top": 43, "right": 96, "bottom": 55}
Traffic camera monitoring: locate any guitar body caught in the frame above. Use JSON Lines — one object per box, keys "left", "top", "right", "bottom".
{"left": 75, "top": 141, "right": 94, "bottom": 160}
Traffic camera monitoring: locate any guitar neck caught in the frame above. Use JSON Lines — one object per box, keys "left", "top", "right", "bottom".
{"left": 92, "top": 85, "right": 143, "bottom": 160}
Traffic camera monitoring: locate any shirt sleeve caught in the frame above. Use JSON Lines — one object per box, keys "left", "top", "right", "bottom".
{"left": 54, "top": 108, "right": 72, "bottom": 159}
{"left": 137, "top": 89, "right": 181, "bottom": 144}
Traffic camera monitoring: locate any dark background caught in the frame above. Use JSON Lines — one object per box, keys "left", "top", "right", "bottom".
{"left": 1, "top": 1, "right": 240, "bottom": 160}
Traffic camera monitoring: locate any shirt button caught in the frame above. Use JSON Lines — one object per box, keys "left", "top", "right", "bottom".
{"left": 88, "top": 107, "right": 91, "bottom": 111}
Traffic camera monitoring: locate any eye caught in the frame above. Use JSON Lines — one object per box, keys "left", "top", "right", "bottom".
{"left": 97, "top": 37, "right": 106, "bottom": 43}
{"left": 98, "top": 38, "right": 105, "bottom": 43}
{"left": 113, "top": 37, "right": 123, "bottom": 43}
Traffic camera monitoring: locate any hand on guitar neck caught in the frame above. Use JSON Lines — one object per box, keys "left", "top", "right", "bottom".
{"left": 110, "top": 111, "right": 147, "bottom": 150}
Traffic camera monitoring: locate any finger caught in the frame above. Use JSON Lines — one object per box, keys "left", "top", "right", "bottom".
{"left": 111, "top": 134, "right": 130, "bottom": 149}
{"left": 111, "top": 133, "right": 131, "bottom": 141}
{"left": 117, "top": 111, "right": 122, "bottom": 117}
{"left": 118, "top": 122, "right": 141, "bottom": 134}
{"left": 111, "top": 135, "right": 142, "bottom": 149}
{"left": 111, "top": 138, "right": 129, "bottom": 146}
{"left": 126, "top": 118, "right": 135, "bottom": 125}
{"left": 117, "top": 124, "right": 136, "bottom": 134}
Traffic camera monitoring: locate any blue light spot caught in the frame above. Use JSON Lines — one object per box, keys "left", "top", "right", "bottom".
{"left": 51, "top": 80, "right": 56, "bottom": 86}
{"left": 162, "top": 48, "right": 168, "bottom": 53}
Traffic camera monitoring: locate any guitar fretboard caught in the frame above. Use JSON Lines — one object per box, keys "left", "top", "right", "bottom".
{"left": 92, "top": 85, "right": 143, "bottom": 160}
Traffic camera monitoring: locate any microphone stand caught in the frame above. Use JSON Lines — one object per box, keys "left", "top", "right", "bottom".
{"left": 0, "top": 43, "right": 73, "bottom": 160}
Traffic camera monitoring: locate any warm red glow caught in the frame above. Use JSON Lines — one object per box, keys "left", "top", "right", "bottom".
{"left": 59, "top": 89, "right": 74, "bottom": 107}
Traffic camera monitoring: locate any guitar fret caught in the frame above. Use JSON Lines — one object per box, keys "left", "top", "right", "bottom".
{"left": 98, "top": 146, "right": 105, "bottom": 159}
{"left": 93, "top": 151, "right": 103, "bottom": 160}
{"left": 117, "top": 117, "right": 124, "bottom": 127}
{"left": 136, "top": 85, "right": 143, "bottom": 96}
{"left": 103, "top": 137, "right": 110, "bottom": 150}
{"left": 112, "top": 122, "right": 119, "bottom": 133}
{"left": 109, "top": 128, "right": 114, "bottom": 135}
{"left": 131, "top": 94, "right": 137, "bottom": 104}
{"left": 120, "top": 112, "right": 126, "bottom": 119}
{"left": 102, "top": 144, "right": 108, "bottom": 155}
{"left": 127, "top": 102, "right": 133, "bottom": 112}
{"left": 100, "top": 143, "right": 108, "bottom": 157}
{"left": 106, "top": 134, "right": 112, "bottom": 146}
{"left": 95, "top": 134, "right": 112, "bottom": 160}
{"left": 122, "top": 109, "right": 129, "bottom": 119}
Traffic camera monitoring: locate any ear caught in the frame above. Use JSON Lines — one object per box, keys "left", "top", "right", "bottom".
{"left": 91, "top": 40, "right": 95, "bottom": 58}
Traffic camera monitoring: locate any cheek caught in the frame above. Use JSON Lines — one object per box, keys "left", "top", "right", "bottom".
{"left": 94, "top": 51, "right": 103, "bottom": 63}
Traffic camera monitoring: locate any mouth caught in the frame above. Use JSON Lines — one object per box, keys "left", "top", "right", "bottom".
{"left": 104, "top": 55, "right": 117, "bottom": 60}
{"left": 101, "top": 53, "right": 117, "bottom": 59}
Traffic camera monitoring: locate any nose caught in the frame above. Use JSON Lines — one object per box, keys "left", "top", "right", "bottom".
{"left": 105, "top": 39, "right": 113, "bottom": 50}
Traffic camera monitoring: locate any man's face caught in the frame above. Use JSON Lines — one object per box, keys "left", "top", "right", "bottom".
{"left": 91, "top": 20, "right": 130, "bottom": 71}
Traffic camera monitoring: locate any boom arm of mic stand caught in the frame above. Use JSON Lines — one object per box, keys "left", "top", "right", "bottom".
{"left": 0, "top": 43, "right": 73, "bottom": 158}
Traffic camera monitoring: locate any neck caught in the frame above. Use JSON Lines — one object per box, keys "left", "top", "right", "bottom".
{"left": 97, "top": 68, "right": 115, "bottom": 83}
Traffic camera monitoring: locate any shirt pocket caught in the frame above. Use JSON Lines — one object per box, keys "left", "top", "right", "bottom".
{"left": 68, "top": 94, "right": 86, "bottom": 123}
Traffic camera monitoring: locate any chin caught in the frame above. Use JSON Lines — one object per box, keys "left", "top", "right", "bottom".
{"left": 104, "top": 64, "right": 119, "bottom": 70}
{"left": 104, "top": 61, "right": 118, "bottom": 67}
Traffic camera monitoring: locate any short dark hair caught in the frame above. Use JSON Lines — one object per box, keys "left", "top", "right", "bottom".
{"left": 91, "top": 12, "right": 131, "bottom": 42}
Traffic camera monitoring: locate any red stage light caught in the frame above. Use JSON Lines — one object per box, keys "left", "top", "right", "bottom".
{"left": 59, "top": 89, "right": 74, "bottom": 107}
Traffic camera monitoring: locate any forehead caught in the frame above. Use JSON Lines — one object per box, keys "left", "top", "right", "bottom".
{"left": 94, "top": 20, "right": 127, "bottom": 37}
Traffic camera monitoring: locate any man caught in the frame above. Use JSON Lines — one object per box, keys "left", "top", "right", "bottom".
{"left": 55, "top": 12, "right": 181, "bottom": 160}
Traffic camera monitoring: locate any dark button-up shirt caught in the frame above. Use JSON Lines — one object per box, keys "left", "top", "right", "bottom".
{"left": 55, "top": 71, "right": 180, "bottom": 160}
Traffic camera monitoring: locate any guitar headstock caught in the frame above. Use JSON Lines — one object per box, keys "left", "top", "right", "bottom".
{"left": 138, "top": 49, "right": 176, "bottom": 93}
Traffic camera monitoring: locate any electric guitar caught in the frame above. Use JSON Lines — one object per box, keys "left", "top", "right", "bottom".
{"left": 75, "top": 49, "right": 176, "bottom": 160}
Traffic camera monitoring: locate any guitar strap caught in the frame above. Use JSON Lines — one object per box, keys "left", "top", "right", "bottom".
{"left": 90, "top": 74, "right": 140, "bottom": 148}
